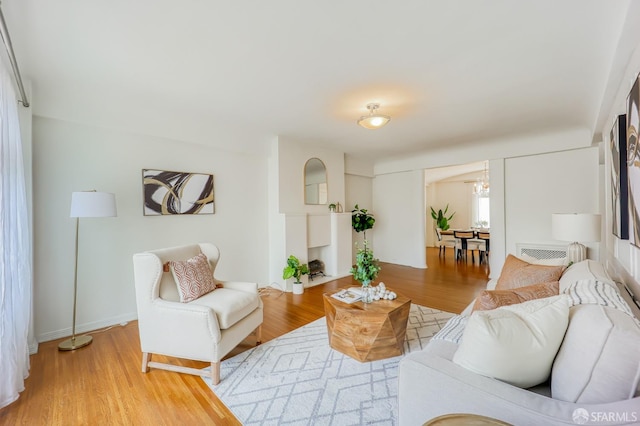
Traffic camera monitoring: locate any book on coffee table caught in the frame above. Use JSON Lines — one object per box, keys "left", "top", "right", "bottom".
{"left": 331, "top": 289, "right": 362, "bottom": 304}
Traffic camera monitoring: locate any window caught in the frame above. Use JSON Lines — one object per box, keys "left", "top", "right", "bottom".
{"left": 472, "top": 194, "right": 490, "bottom": 228}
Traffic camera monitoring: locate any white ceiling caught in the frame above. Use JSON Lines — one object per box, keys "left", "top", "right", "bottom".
{"left": 5, "top": 0, "right": 634, "bottom": 162}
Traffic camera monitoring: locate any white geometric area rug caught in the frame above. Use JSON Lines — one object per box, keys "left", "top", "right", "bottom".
{"left": 202, "top": 304, "right": 455, "bottom": 426}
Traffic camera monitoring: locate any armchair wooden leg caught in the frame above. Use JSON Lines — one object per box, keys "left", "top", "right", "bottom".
{"left": 255, "top": 325, "right": 262, "bottom": 345}
{"left": 141, "top": 352, "right": 152, "bottom": 373}
{"left": 211, "top": 361, "right": 220, "bottom": 385}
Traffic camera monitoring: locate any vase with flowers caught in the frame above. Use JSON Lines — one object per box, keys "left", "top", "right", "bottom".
{"left": 350, "top": 241, "right": 381, "bottom": 303}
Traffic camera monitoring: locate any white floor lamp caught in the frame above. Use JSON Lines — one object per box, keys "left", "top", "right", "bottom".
{"left": 59, "top": 191, "right": 117, "bottom": 351}
{"left": 551, "top": 213, "right": 601, "bottom": 264}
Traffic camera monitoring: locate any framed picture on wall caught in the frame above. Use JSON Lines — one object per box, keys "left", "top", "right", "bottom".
{"left": 142, "top": 169, "right": 215, "bottom": 215}
{"left": 610, "top": 114, "right": 628, "bottom": 239}
{"left": 627, "top": 73, "right": 640, "bottom": 247}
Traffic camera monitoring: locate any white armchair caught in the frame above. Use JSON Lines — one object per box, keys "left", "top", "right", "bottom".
{"left": 132, "top": 243, "right": 263, "bottom": 384}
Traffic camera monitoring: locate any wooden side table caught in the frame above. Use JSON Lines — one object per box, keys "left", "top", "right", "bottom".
{"left": 323, "top": 291, "right": 411, "bottom": 362}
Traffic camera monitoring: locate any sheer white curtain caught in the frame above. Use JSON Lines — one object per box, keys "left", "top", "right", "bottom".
{"left": 0, "top": 62, "right": 31, "bottom": 408}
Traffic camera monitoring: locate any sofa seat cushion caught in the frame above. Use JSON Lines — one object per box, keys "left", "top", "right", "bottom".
{"left": 552, "top": 304, "right": 640, "bottom": 403}
{"left": 496, "top": 255, "right": 565, "bottom": 291}
{"left": 189, "top": 288, "right": 260, "bottom": 329}
{"left": 453, "top": 295, "right": 570, "bottom": 388}
{"left": 473, "top": 281, "right": 559, "bottom": 311}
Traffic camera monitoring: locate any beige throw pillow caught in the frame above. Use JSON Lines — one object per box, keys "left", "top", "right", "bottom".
{"left": 473, "top": 281, "right": 559, "bottom": 311}
{"left": 496, "top": 254, "right": 565, "bottom": 290}
{"left": 169, "top": 252, "right": 216, "bottom": 303}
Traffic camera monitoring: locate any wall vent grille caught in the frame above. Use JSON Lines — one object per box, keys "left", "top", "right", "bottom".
{"left": 516, "top": 243, "right": 567, "bottom": 260}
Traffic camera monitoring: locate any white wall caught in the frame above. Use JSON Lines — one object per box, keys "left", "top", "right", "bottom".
{"left": 427, "top": 179, "right": 476, "bottom": 236}
{"left": 345, "top": 173, "right": 373, "bottom": 259}
{"left": 504, "top": 147, "right": 599, "bottom": 263}
{"left": 32, "top": 117, "right": 269, "bottom": 342}
{"left": 276, "top": 138, "right": 345, "bottom": 214}
{"left": 267, "top": 138, "right": 350, "bottom": 289}
{"left": 601, "top": 1, "right": 640, "bottom": 297}
{"left": 373, "top": 170, "right": 426, "bottom": 268}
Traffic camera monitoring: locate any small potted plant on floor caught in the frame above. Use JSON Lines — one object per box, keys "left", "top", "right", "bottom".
{"left": 283, "top": 255, "right": 309, "bottom": 294}
{"left": 350, "top": 241, "right": 381, "bottom": 303}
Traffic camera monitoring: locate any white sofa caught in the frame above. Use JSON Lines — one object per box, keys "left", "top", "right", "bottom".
{"left": 399, "top": 260, "right": 640, "bottom": 425}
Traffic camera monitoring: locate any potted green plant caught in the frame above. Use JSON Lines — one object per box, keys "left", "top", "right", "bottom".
{"left": 430, "top": 204, "right": 455, "bottom": 231}
{"left": 351, "top": 204, "right": 375, "bottom": 240}
{"left": 350, "top": 241, "right": 381, "bottom": 303}
{"left": 282, "top": 255, "right": 309, "bottom": 294}
{"left": 328, "top": 203, "right": 337, "bottom": 212}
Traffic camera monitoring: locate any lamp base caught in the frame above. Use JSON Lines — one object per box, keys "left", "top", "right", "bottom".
{"left": 566, "top": 242, "right": 587, "bottom": 264}
{"left": 58, "top": 334, "right": 93, "bottom": 351}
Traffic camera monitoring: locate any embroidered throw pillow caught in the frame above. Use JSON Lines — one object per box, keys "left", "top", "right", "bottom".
{"left": 496, "top": 254, "right": 565, "bottom": 290}
{"left": 169, "top": 252, "right": 216, "bottom": 303}
{"left": 473, "top": 281, "right": 559, "bottom": 311}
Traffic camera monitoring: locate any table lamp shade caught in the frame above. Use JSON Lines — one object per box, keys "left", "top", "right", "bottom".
{"left": 551, "top": 213, "right": 601, "bottom": 264}
{"left": 70, "top": 191, "right": 117, "bottom": 218}
{"left": 551, "top": 213, "right": 601, "bottom": 242}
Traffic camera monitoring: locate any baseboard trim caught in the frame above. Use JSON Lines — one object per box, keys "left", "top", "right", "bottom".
{"left": 36, "top": 312, "right": 138, "bottom": 343}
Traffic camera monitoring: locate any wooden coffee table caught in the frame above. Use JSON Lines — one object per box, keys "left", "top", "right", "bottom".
{"left": 323, "top": 290, "right": 411, "bottom": 362}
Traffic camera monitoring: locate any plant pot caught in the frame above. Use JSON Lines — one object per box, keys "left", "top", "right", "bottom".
{"left": 292, "top": 281, "right": 304, "bottom": 295}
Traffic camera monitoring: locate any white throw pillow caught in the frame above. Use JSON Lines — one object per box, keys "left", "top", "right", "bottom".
{"left": 453, "top": 295, "right": 570, "bottom": 388}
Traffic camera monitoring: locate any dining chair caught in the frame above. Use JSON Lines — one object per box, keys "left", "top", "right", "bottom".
{"left": 453, "top": 230, "right": 483, "bottom": 263}
{"left": 435, "top": 227, "right": 457, "bottom": 258}
{"left": 476, "top": 232, "right": 490, "bottom": 264}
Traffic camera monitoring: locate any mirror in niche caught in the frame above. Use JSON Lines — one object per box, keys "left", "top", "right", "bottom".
{"left": 304, "top": 158, "right": 328, "bottom": 205}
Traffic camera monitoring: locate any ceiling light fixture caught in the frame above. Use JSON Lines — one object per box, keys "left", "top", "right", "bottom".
{"left": 357, "top": 103, "right": 391, "bottom": 129}
{"left": 473, "top": 161, "right": 490, "bottom": 197}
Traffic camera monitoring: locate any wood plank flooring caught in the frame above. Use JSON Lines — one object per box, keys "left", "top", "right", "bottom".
{"left": 0, "top": 247, "right": 488, "bottom": 425}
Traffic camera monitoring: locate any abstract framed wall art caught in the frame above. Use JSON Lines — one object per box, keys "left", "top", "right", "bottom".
{"left": 627, "top": 73, "right": 640, "bottom": 247}
{"left": 610, "top": 114, "right": 628, "bottom": 239}
{"left": 142, "top": 169, "right": 214, "bottom": 215}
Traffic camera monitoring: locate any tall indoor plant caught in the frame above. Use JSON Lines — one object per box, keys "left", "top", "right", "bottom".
{"left": 430, "top": 204, "right": 455, "bottom": 231}
{"left": 351, "top": 204, "right": 375, "bottom": 240}
{"left": 282, "top": 255, "right": 309, "bottom": 294}
{"left": 350, "top": 241, "right": 381, "bottom": 303}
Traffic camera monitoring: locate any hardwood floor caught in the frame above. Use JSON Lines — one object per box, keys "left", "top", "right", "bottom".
{"left": 0, "top": 248, "right": 488, "bottom": 425}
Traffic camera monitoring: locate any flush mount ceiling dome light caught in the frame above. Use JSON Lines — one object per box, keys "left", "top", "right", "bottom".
{"left": 357, "top": 103, "right": 391, "bottom": 129}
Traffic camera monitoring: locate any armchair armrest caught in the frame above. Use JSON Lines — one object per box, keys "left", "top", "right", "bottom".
{"left": 137, "top": 298, "right": 222, "bottom": 360}
{"left": 218, "top": 281, "right": 259, "bottom": 294}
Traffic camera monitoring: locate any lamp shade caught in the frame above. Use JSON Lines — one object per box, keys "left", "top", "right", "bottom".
{"left": 70, "top": 191, "right": 117, "bottom": 218}
{"left": 551, "top": 213, "right": 601, "bottom": 242}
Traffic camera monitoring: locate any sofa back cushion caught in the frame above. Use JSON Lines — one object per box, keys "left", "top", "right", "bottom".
{"left": 551, "top": 304, "right": 640, "bottom": 403}
{"left": 559, "top": 259, "right": 614, "bottom": 292}
{"left": 496, "top": 255, "right": 564, "bottom": 290}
